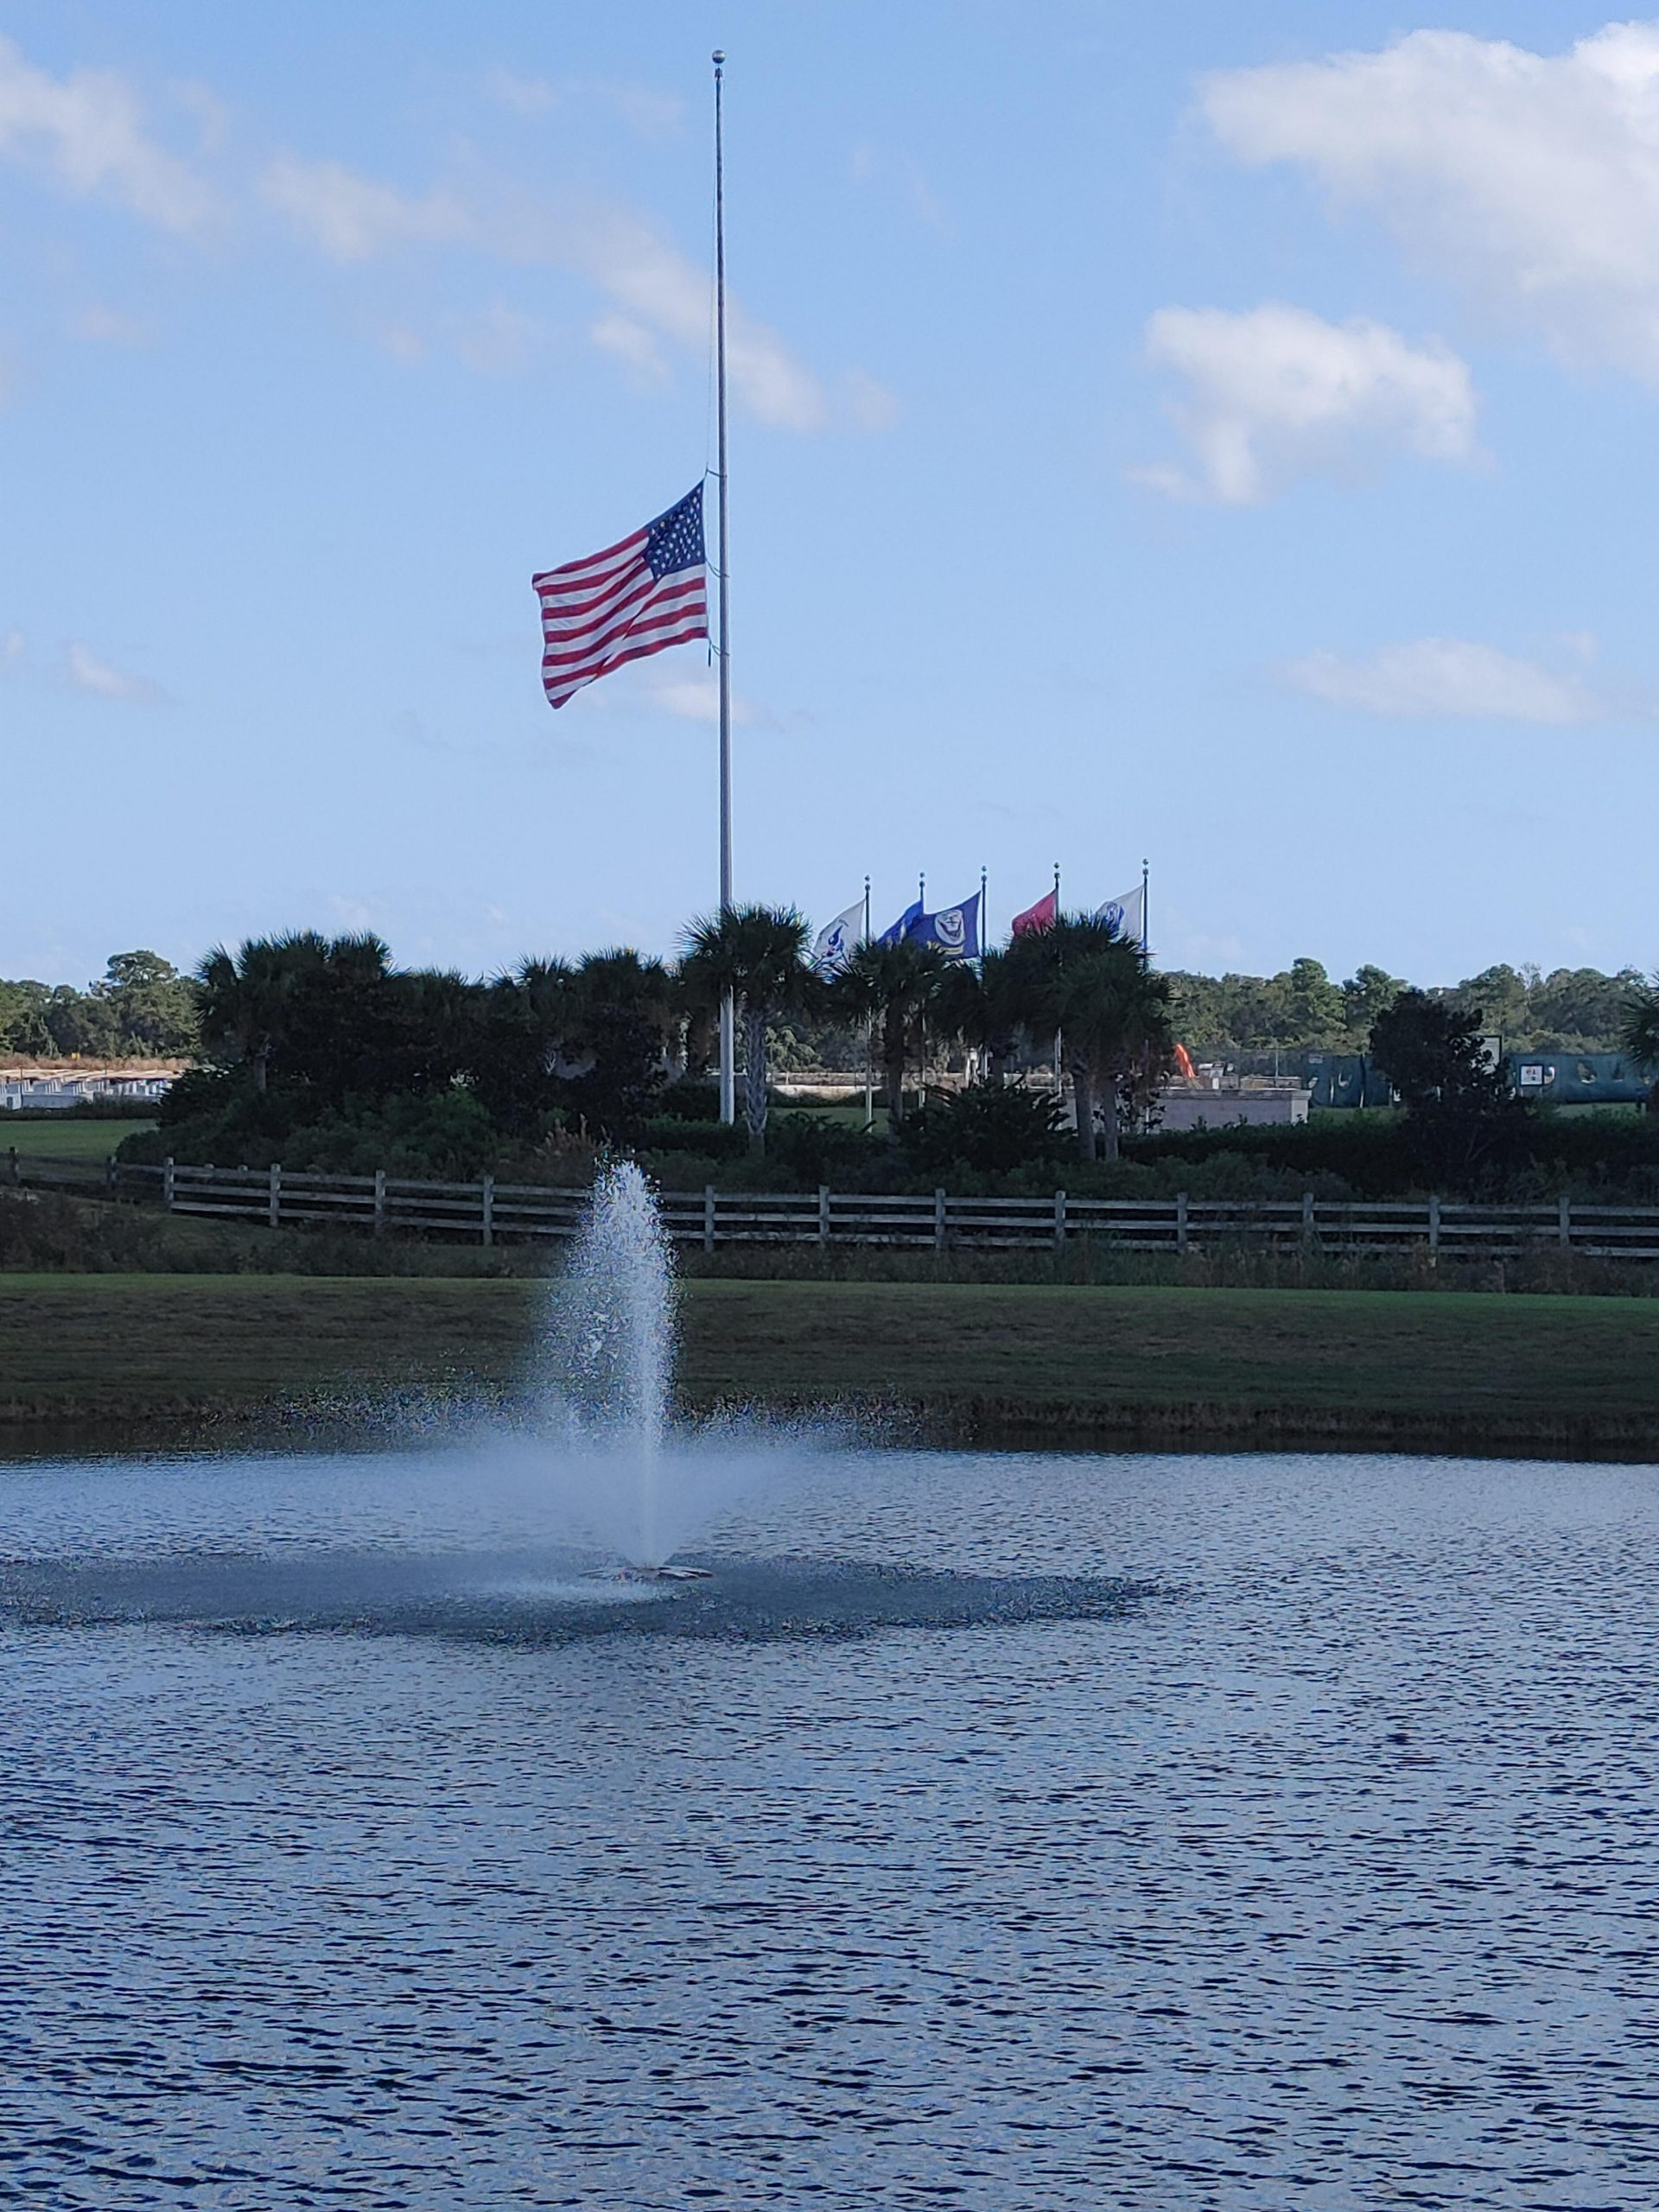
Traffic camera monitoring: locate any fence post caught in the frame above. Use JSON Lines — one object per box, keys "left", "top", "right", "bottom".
{"left": 373, "top": 1168, "right": 386, "bottom": 1237}
{"left": 163, "top": 1155, "right": 175, "bottom": 1212}
{"left": 1054, "top": 1189, "right": 1066, "bottom": 1250}
{"left": 1176, "top": 1189, "right": 1189, "bottom": 1256}
{"left": 935, "top": 1187, "right": 948, "bottom": 1252}
{"left": 1427, "top": 1192, "right": 1440, "bottom": 1259}
{"left": 703, "top": 1184, "right": 716, "bottom": 1255}
{"left": 268, "top": 1161, "right": 282, "bottom": 1230}
{"left": 1301, "top": 1188, "right": 1316, "bottom": 1250}
{"left": 481, "top": 1173, "right": 495, "bottom": 1248}
{"left": 1558, "top": 1193, "right": 1572, "bottom": 1249}
{"left": 7, "top": 1146, "right": 16, "bottom": 1187}
{"left": 818, "top": 1185, "right": 830, "bottom": 1244}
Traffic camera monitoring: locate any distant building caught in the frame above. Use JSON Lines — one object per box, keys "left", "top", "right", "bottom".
{"left": 0, "top": 1057, "right": 187, "bottom": 1110}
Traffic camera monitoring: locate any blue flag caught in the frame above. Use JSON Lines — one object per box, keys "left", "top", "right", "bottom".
{"left": 908, "top": 890, "right": 981, "bottom": 960}
{"left": 877, "top": 899, "right": 922, "bottom": 947}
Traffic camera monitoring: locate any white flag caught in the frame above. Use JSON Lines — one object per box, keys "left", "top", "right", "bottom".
{"left": 1094, "top": 883, "right": 1145, "bottom": 944}
{"left": 813, "top": 899, "right": 865, "bottom": 976}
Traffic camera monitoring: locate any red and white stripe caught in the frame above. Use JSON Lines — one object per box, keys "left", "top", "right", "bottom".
{"left": 534, "top": 524, "right": 708, "bottom": 711}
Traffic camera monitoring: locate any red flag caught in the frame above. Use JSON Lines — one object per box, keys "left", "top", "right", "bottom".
{"left": 534, "top": 486, "right": 709, "bottom": 711}
{"left": 1011, "top": 887, "right": 1058, "bottom": 938}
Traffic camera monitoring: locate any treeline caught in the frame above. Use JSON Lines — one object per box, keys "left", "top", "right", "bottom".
{"left": 124, "top": 914, "right": 1173, "bottom": 1180}
{"left": 9, "top": 945, "right": 1647, "bottom": 1069}
{"left": 0, "top": 953, "right": 199, "bottom": 1058}
{"left": 1166, "top": 959, "right": 1644, "bottom": 1058}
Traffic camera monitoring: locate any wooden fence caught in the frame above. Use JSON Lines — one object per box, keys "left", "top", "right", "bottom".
{"left": 60, "top": 1157, "right": 1659, "bottom": 1259}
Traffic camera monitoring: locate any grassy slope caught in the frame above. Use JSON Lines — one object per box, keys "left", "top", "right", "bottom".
{"left": 3, "top": 1275, "right": 1657, "bottom": 1452}
{"left": 3, "top": 1118, "right": 155, "bottom": 1160}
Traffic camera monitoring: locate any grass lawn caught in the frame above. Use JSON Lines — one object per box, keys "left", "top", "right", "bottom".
{"left": 3, "top": 1118, "right": 155, "bottom": 1161}
{"left": 3, "top": 1274, "right": 1656, "bottom": 1455}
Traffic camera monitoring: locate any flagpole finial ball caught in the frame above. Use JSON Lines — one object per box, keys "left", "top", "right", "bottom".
{"left": 713, "top": 49, "right": 726, "bottom": 65}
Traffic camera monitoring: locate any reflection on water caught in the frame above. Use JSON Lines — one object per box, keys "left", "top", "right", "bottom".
{"left": 3, "top": 1443, "right": 1656, "bottom": 2209}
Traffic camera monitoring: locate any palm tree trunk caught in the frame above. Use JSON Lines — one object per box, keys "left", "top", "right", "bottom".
{"left": 1071, "top": 1061, "right": 1097, "bottom": 1163}
{"left": 883, "top": 1012, "right": 908, "bottom": 1132}
{"left": 1097, "top": 1067, "right": 1121, "bottom": 1160}
{"left": 742, "top": 1006, "right": 768, "bottom": 1153}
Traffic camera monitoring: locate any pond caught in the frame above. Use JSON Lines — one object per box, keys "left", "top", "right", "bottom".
{"left": 2, "top": 1439, "right": 1655, "bottom": 2209}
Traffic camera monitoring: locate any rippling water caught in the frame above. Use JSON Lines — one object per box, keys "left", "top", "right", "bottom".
{"left": 2, "top": 1440, "right": 1656, "bottom": 2209}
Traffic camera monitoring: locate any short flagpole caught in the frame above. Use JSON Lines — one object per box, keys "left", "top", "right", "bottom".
{"left": 871, "top": 871, "right": 885, "bottom": 1132}
{"left": 1052, "top": 860, "right": 1063, "bottom": 1097}
{"left": 713, "top": 50, "right": 736, "bottom": 1126}
{"left": 1141, "top": 855, "right": 1149, "bottom": 955}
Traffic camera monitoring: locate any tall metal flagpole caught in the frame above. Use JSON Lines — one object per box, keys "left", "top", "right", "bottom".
{"left": 714, "top": 50, "right": 736, "bottom": 1125}
{"left": 1141, "top": 856, "right": 1149, "bottom": 955}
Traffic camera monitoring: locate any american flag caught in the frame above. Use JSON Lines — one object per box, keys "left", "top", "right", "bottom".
{"left": 533, "top": 485, "right": 709, "bottom": 711}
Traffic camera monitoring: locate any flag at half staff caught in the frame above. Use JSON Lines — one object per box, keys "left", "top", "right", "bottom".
{"left": 534, "top": 486, "right": 709, "bottom": 710}
{"left": 1011, "top": 886, "right": 1058, "bottom": 938}
{"left": 813, "top": 899, "right": 865, "bottom": 977}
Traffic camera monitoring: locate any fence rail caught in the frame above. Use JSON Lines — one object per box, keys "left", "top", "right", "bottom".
{"left": 35, "top": 1158, "right": 1654, "bottom": 1260}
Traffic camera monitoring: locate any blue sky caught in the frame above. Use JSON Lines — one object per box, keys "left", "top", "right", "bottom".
{"left": 3, "top": 2, "right": 1658, "bottom": 989}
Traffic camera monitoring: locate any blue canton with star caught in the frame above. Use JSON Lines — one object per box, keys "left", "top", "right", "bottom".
{"left": 646, "top": 486, "right": 706, "bottom": 577}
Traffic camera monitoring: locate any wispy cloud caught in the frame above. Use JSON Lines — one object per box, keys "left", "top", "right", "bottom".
{"left": 261, "top": 152, "right": 853, "bottom": 430}
{"left": 66, "top": 640, "right": 167, "bottom": 703}
{"left": 261, "top": 156, "right": 467, "bottom": 260}
{"left": 2, "top": 630, "right": 168, "bottom": 703}
{"left": 1281, "top": 637, "right": 1628, "bottom": 724}
{"left": 0, "top": 33, "right": 220, "bottom": 232}
{"left": 1136, "top": 303, "right": 1477, "bottom": 503}
{"left": 70, "top": 303, "right": 152, "bottom": 346}
{"left": 1201, "top": 23, "right": 1659, "bottom": 387}
{"left": 849, "top": 143, "right": 951, "bottom": 237}
{"left": 483, "top": 68, "right": 684, "bottom": 141}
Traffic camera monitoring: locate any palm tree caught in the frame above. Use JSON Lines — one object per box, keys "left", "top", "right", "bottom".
{"left": 933, "top": 947, "right": 1026, "bottom": 1085}
{"left": 1005, "top": 914, "right": 1173, "bottom": 1161}
{"left": 829, "top": 938, "right": 952, "bottom": 1134}
{"left": 569, "top": 949, "right": 677, "bottom": 1135}
{"left": 681, "top": 905, "right": 816, "bottom": 1153}
{"left": 194, "top": 931, "right": 333, "bottom": 1091}
{"left": 1623, "top": 972, "right": 1659, "bottom": 1114}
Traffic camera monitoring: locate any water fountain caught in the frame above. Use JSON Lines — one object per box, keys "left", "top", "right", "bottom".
{"left": 540, "top": 1158, "right": 709, "bottom": 1576}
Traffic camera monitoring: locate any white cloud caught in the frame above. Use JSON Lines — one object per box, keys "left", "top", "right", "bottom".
{"left": 262, "top": 154, "right": 836, "bottom": 430}
{"left": 1137, "top": 303, "right": 1477, "bottom": 503}
{"left": 843, "top": 367, "right": 901, "bottom": 432}
{"left": 590, "top": 312, "right": 670, "bottom": 385}
{"left": 261, "top": 156, "right": 467, "bottom": 261}
{"left": 1201, "top": 22, "right": 1659, "bottom": 384}
{"left": 849, "top": 143, "right": 950, "bottom": 236}
{"left": 484, "top": 69, "right": 683, "bottom": 140}
{"left": 71, "top": 303, "right": 151, "bottom": 346}
{"left": 66, "top": 641, "right": 165, "bottom": 704}
{"left": 574, "top": 204, "right": 827, "bottom": 430}
{"left": 1281, "top": 638, "right": 1618, "bottom": 724}
{"left": 484, "top": 67, "right": 556, "bottom": 118}
{"left": 0, "top": 34, "right": 218, "bottom": 231}
{"left": 452, "top": 301, "right": 537, "bottom": 375}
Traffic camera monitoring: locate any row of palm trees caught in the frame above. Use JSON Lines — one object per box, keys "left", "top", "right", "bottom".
{"left": 683, "top": 904, "right": 1173, "bottom": 1161}
{"left": 194, "top": 908, "right": 1175, "bottom": 1161}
